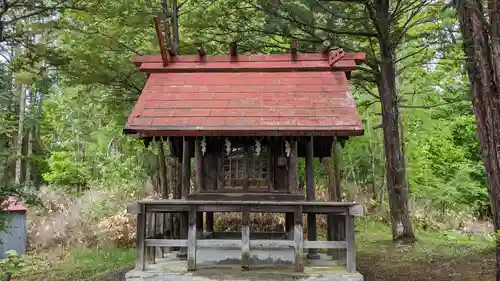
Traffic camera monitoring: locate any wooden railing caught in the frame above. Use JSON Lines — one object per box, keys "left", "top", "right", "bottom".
{"left": 127, "top": 200, "right": 363, "bottom": 273}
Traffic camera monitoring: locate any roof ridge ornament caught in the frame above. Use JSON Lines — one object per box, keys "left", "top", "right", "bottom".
{"left": 328, "top": 49, "right": 345, "bottom": 66}
{"left": 320, "top": 40, "right": 331, "bottom": 54}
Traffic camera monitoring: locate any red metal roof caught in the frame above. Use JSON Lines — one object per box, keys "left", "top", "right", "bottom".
{"left": 125, "top": 51, "right": 364, "bottom": 137}
{"left": 1, "top": 196, "right": 27, "bottom": 212}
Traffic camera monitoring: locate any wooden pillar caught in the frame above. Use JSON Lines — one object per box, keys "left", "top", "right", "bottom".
{"left": 182, "top": 137, "right": 191, "bottom": 199}
{"left": 147, "top": 213, "right": 156, "bottom": 263}
{"left": 196, "top": 215, "right": 203, "bottom": 239}
{"left": 288, "top": 138, "right": 298, "bottom": 194}
{"left": 345, "top": 214, "right": 356, "bottom": 273}
{"left": 206, "top": 212, "right": 214, "bottom": 233}
{"left": 178, "top": 137, "right": 191, "bottom": 260}
{"left": 187, "top": 205, "right": 197, "bottom": 271}
{"left": 158, "top": 138, "right": 171, "bottom": 252}
{"left": 194, "top": 137, "right": 204, "bottom": 239}
{"left": 135, "top": 204, "right": 146, "bottom": 270}
{"left": 285, "top": 212, "right": 294, "bottom": 239}
{"left": 306, "top": 136, "right": 319, "bottom": 259}
{"left": 293, "top": 205, "right": 304, "bottom": 272}
{"left": 333, "top": 138, "right": 345, "bottom": 262}
{"left": 194, "top": 137, "right": 204, "bottom": 193}
{"left": 241, "top": 205, "right": 250, "bottom": 270}
{"left": 171, "top": 154, "right": 182, "bottom": 242}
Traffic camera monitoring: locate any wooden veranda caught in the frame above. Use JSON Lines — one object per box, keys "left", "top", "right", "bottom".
{"left": 127, "top": 200, "right": 363, "bottom": 272}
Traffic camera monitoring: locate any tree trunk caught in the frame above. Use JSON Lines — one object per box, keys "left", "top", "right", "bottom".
{"left": 171, "top": 0, "right": 180, "bottom": 54}
{"left": 158, "top": 138, "right": 168, "bottom": 198}
{"left": 161, "top": 0, "right": 172, "bottom": 48}
{"left": 14, "top": 84, "right": 25, "bottom": 185}
{"left": 25, "top": 89, "right": 33, "bottom": 184}
{"left": 373, "top": 0, "right": 415, "bottom": 242}
{"left": 457, "top": 1, "right": 500, "bottom": 280}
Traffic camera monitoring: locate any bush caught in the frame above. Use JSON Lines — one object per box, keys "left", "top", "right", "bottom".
{"left": 0, "top": 250, "right": 42, "bottom": 277}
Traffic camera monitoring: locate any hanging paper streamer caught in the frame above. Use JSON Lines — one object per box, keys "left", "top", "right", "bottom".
{"left": 285, "top": 140, "right": 291, "bottom": 157}
{"left": 225, "top": 138, "right": 231, "bottom": 156}
{"left": 255, "top": 139, "right": 262, "bottom": 156}
{"left": 201, "top": 136, "right": 207, "bottom": 155}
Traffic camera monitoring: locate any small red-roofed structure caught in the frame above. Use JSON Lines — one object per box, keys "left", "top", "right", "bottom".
{"left": 124, "top": 24, "right": 365, "bottom": 280}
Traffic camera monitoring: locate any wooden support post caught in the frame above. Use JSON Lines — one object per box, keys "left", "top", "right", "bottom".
{"left": 178, "top": 137, "right": 191, "bottom": 260}
{"left": 288, "top": 138, "right": 298, "bottom": 194}
{"left": 171, "top": 156, "right": 182, "bottom": 249}
{"left": 149, "top": 213, "right": 156, "bottom": 263}
{"left": 293, "top": 206, "right": 304, "bottom": 272}
{"left": 135, "top": 204, "right": 146, "bottom": 270}
{"left": 196, "top": 213, "right": 203, "bottom": 239}
{"left": 323, "top": 155, "right": 335, "bottom": 256}
{"left": 337, "top": 216, "right": 346, "bottom": 265}
{"left": 187, "top": 205, "right": 197, "bottom": 271}
{"left": 285, "top": 212, "right": 293, "bottom": 239}
{"left": 182, "top": 137, "right": 191, "bottom": 199}
{"left": 243, "top": 147, "right": 249, "bottom": 191}
{"left": 178, "top": 220, "right": 188, "bottom": 259}
{"left": 332, "top": 138, "right": 345, "bottom": 262}
{"left": 306, "top": 136, "right": 320, "bottom": 259}
{"left": 327, "top": 214, "right": 334, "bottom": 256}
{"left": 333, "top": 138, "right": 342, "bottom": 204}
{"left": 345, "top": 214, "right": 356, "bottom": 273}
{"left": 194, "top": 137, "right": 204, "bottom": 193}
{"left": 241, "top": 205, "right": 250, "bottom": 271}
{"left": 206, "top": 212, "right": 214, "bottom": 233}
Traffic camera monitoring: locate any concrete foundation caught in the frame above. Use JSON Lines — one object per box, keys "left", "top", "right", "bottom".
{"left": 125, "top": 251, "right": 363, "bottom": 281}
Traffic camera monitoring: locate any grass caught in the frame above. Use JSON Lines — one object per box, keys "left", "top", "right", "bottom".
{"left": 12, "top": 218, "right": 496, "bottom": 281}
{"left": 355, "top": 217, "right": 495, "bottom": 281}
{"left": 18, "top": 247, "right": 135, "bottom": 281}
{"left": 356, "top": 217, "right": 493, "bottom": 257}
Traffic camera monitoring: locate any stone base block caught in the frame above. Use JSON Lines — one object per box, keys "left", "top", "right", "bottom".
{"left": 126, "top": 253, "right": 363, "bottom": 281}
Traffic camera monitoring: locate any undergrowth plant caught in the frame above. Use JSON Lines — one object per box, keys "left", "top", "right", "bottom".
{"left": 0, "top": 250, "right": 41, "bottom": 277}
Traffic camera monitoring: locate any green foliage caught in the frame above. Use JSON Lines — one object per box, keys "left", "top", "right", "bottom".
{"left": 0, "top": 0, "right": 493, "bottom": 234}
{"left": 0, "top": 250, "right": 42, "bottom": 277}
{"left": 43, "top": 150, "right": 89, "bottom": 188}
{"left": 24, "top": 246, "right": 136, "bottom": 281}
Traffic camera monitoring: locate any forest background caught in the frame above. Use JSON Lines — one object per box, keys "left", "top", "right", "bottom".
{"left": 0, "top": 0, "right": 497, "bottom": 280}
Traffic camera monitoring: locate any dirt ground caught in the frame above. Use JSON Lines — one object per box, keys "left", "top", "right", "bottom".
{"left": 358, "top": 249, "right": 495, "bottom": 281}
{"left": 86, "top": 249, "right": 495, "bottom": 281}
